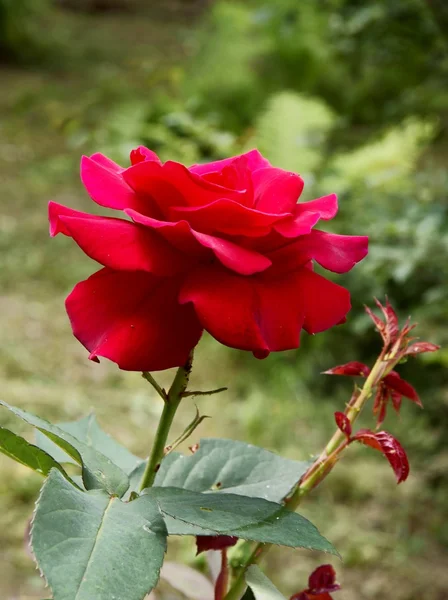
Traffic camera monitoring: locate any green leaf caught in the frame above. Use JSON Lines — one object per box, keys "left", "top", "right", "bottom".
{"left": 154, "top": 438, "right": 310, "bottom": 503}
{"left": 0, "top": 401, "right": 129, "bottom": 497}
{"left": 245, "top": 566, "right": 286, "bottom": 600}
{"left": 32, "top": 469, "right": 167, "bottom": 600}
{"left": 144, "top": 487, "right": 337, "bottom": 555}
{"left": 35, "top": 413, "right": 142, "bottom": 474}
{"left": 0, "top": 426, "right": 76, "bottom": 484}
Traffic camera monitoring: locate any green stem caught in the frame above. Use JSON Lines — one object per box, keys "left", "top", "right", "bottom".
{"left": 224, "top": 352, "right": 389, "bottom": 600}
{"left": 139, "top": 353, "right": 193, "bottom": 492}
{"left": 142, "top": 371, "right": 167, "bottom": 401}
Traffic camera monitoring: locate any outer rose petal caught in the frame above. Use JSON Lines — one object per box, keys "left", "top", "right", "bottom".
{"left": 296, "top": 194, "right": 338, "bottom": 220}
{"left": 275, "top": 194, "right": 338, "bottom": 237}
{"left": 123, "top": 159, "right": 251, "bottom": 210}
{"left": 49, "top": 201, "right": 103, "bottom": 237}
{"left": 81, "top": 155, "right": 138, "bottom": 210}
{"left": 273, "top": 212, "right": 321, "bottom": 238}
{"left": 269, "top": 230, "right": 368, "bottom": 274}
{"left": 126, "top": 209, "right": 271, "bottom": 276}
{"left": 66, "top": 268, "right": 203, "bottom": 371}
{"left": 49, "top": 202, "right": 191, "bottom": 276}
{"left": 168, "top": 199, "right": 290, "bottom": 237}
{"left": 180, "top": 265, "right": 351, "bottom": 355}
{"left": 130, "top": 146, "right": 161, "bottom": 165}
{"left": 297, "top": 269, "right": 351, "bottom": 334}
{"left": 189, "top": 149, "right": 270, "bottom": 175}
{"left": 89, "top": 152, "right": 123, "bottom": 173}
{"left": 252, "top": 167, "right": 304, "bottom": 213}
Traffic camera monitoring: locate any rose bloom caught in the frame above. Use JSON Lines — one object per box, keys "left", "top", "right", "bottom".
{"left": 49, "top": 148, "right": 368, "bottom": 371}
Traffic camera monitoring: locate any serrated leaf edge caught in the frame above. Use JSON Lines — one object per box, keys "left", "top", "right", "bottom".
{"left": 30, "top": 471, "right": 52, "bottom": 592}
{"left": 0, "top": 400, "right": 129, "bottom": 497}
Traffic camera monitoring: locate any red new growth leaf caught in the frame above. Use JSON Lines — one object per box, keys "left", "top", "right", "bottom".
{"left": 384, "top": 371, "right": 422, "bottom": 407}
{"left": 365, "top": 298, "right": 399, "bottom": 347}
{"left": 334, "top": 412, "right": 352, "bottom": 438}
{"left": 196, "top": 535, "right": 238, "bottom": 555}
{"left": 377, "top": 297, "right": 399, "bottom": 344}
{"left": 405, "top": 342, "right": 441, "bottom": 356}
{"left": 353, "top": 429, "right": 410, "bottom": 483}
{"left": 308, "top": 565, "right": 341, "bottom": 594}
{"left": 372, "top": 384, "right": 388, "bottom": 427}
{"left": 290, "top": 565, "right": 340, "bottom": 600}
{"left": 291, "top": 593, "right": 333, "bottom": 600}
{"left": 324, "top": 362, "right": 370, "bottom": 377}
{"left": 372, "top": 370, "right": 422, "bottom": 426}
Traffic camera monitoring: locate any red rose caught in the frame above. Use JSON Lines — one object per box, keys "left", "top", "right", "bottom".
{"left": 49, "top": 148, "right": 368, "bottom": 371}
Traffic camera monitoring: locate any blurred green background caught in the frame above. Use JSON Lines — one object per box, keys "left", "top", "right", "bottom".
{"left": 0, "top": 1, "right": 447, "bottom": 598}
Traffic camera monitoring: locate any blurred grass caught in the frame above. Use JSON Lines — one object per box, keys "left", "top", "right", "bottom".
{"left": 0, "top": 2, "right": 447, "bottom": 600}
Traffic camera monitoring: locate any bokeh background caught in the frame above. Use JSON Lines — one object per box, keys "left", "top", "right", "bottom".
{"left": 0, "top": 1, "right": 447, "bottom": 598}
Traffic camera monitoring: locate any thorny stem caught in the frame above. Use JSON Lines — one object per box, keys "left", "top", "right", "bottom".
{"left": 139, "top": 352, "right": 194, "bottom": 492}
{"left": 224, "top": 351, "right": 391, "bottom": 600}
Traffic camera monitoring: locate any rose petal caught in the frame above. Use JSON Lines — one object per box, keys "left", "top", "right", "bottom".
{"left": 270, "top": 230, "right": 368, "bottom": 274}
{"left": 273, "top": 212, "right": 321, "bottom": 238}
{"left": 202, "top": 154, "right": 254, "bottom": 202}
{"left": 126, "top": 209, "right": 271, "bottom": 276}
{"left": 81, "top": 155, "right": 138, "bottom": 210}
{"left": 49, "top": 201, "right": 103, "bottom": 237}
{"left": 296, "top": 194, "right": 338, "bottom": 220}
{"left": 298, "top": 269, "right": 351, "bottom": 334}
{"left": 123, "top": 159, "right": 251, "bottom": 210}
{"left": 89, "top": 152, "right": 123, "bottom": 173}
{"left": 274, "top": 195, "right": 338, "bottom": 237}
{"left": 180, "top": 266, "right": 351, "bottom": 355}
{"left": 169, "top": 199, "right": 290, "bottom": 237}
{"left": 252, "top": 167, "right": 304, "bottom": 213}
{"left": 297, "top": 230, "right": 369, "bottom": 273}
{"left": 130, "top": 146, "right": 161, "bottom": 165}
{"left": 49, "top": 202, "right": 191, "bottom": 276}
{"left": 66, "top": 268, "right": 203, "bottom": 371}
{"left": 189, "top": 149, "right": 270, "bottom": 176}
{"left": 181, "top": 267, "right": 295, "bottom": 355}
